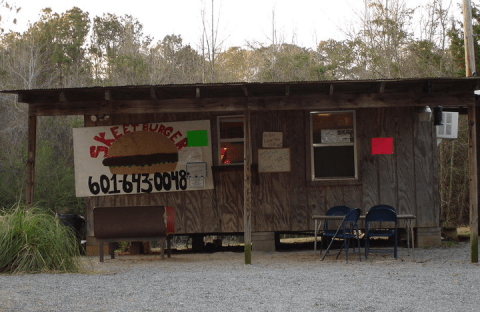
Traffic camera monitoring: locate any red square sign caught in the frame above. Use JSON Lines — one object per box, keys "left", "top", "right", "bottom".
{"left": 372, "top": 138, "right": 393, "bottom": 155}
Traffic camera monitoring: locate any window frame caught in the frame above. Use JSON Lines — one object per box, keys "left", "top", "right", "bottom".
{"left": 309, "top": 110, "right": 358, "bottom": 182}
{"left": 217, "top": 115, "right": 244, "bottom": 166}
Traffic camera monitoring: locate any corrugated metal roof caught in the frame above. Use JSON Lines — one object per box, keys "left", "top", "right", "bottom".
{"left": 2, "top": 76, "right": 479, "bottom": 94}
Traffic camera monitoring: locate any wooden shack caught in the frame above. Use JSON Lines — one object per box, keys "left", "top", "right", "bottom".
{"left": 3, "top": 78, "right": 480, "bottom": 255}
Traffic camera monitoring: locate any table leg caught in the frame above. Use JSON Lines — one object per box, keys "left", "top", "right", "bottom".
{"left": 406, "top": 221, "right": 410, "bottom": 249}
{"left": 110, "top": 242, "right": 115, "bottom": 259}
{"left": 405, "top": 220, "right": 415, "bottom": 255}
{"left": 167, "top": 235, "right": 172, "bottom": 258}
{"left": 411, "top": 221, "right": 415, "bottom": 252}
{"left": 314, "top": 220, "right": 318, "bottom": 255}
{"left": 99, "top": 242, "right": 104, "bottom": 263}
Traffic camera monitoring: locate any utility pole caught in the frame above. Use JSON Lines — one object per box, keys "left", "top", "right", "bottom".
{"left": 464, "top": 0, "right": 479, "bottom": 263}
{"left": 463, "top": 0, "right": 476, "bottom": 76}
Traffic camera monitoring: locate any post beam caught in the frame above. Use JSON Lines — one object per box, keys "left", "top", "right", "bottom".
{"left": 243, "top": 109, "right": 252, "bottom": 264}
{"left": 26, "top": 115, "right": 37, "bottom": 206}
{"left": 463, "top": 0, "right": 477, "bottom": 76}
{"left": 468, "top": 102, "right": 479, "bottom": 263}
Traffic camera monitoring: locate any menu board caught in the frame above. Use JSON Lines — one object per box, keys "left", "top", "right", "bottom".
{"left": 258, "top": 148, "right": 291, "bottom": 173}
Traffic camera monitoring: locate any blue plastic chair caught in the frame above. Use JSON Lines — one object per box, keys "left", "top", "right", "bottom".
{"left": 369, "top": 204, "right": 397, "bottom": 215}
{"left": 322, "top": 208, "right": 361, "bottom": 262}
{"left": 320, "top": 206, "right": 351, "bottom": 255}
{"left": 365, "top": 208, "right": 398, "bottom": 259}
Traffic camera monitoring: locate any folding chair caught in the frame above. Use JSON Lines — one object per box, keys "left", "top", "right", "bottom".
{"left": 320, "top": 205, "right": 351, "bottom": 255}
{"left": 365, "top": 207, "right": 398, "bottom": 259}
{"left": 368, "top": 204, "right": 397, "bottom": 215}
{"left": 322, "top": 208, "right": 361, "bottom": 262}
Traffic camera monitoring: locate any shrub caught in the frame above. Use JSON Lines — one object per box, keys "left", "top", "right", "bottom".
{"left": 0, "top": 203, "right": 83, "bottom": 274}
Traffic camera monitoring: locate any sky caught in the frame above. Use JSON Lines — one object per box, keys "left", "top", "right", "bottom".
{"left": 2, "top": 0, "right": 467, "bottom": 50}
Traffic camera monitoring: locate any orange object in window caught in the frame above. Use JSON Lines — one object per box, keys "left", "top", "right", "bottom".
{"left": 220, "top": 143, "right": 243, "bottom": 164}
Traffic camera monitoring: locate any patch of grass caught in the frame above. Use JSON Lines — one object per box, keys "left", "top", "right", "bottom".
{"left": 116, "top": 241, "right": 131, "bottom": 253}
{"left": 0, "top": 203, "right": 83, "bottom": 274}
{"left": 442, "top": 241, "right": 457, "bottom": 247}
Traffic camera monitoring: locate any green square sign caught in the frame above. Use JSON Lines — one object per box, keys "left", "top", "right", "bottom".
{"left": 187, "top": 130, "right": 208, "bottom": 147}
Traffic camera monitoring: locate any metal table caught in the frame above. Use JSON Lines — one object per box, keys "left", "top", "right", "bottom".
{"left": 312, "top": 214, "right": 416, "bottom": 255}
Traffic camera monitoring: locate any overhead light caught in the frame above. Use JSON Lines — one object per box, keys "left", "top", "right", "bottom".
{"left": 418, "top": 106, "right": 432, "bottom": 122}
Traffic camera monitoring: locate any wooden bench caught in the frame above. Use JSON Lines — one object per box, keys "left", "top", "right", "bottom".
{"left": 93, "top": 206, "right": 173, "bottom": 262}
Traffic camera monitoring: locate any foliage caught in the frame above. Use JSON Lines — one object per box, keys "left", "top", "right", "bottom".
{"left": 0, "top": 115, "right": 85, "bottom": 215}
{"left": 246, "top": 43, "right": 331, "bottom": 82}
{"left": 33, "top": 117, "right": 86, "bottom": 215}
{"left": 90, "top": 13, "right": 152, "bottom": 85}
{"left": 216, "top": 46, "right": 254, "bottom": 82}
{"left": 0, "top": 99, "right": 28, "bottom": 207}
{"left": 316, "top": 39, "right": 355, "bottom": 79}
{"left": 438, "top": 115, "right": 469, "bottom": 226}
{"left": 148, "top": 34, "right": 203, "bottom": 84}
{"left": 25, "top": 7, "right": 92, "bottom": 88}
{"left": 0, "top": 203, "right": 83, "bottom": 274}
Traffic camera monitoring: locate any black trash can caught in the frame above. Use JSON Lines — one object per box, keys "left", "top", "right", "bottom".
{"left": 57, "top": 214, "right": 86, "bottom": 254}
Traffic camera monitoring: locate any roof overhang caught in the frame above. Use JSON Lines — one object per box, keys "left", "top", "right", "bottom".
{"left": 2, "top": 78, "right": 480, "bottom": 117}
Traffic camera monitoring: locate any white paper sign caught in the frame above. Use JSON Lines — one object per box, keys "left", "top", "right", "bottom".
{"left": 189, "top": 177, "right": 205, "bottom": 188}
{"left": 186, "top": 162, "right": 207, "bottom": 178}
{"left": 258, "top": 148, "right": 291, "bottom": 173}
{"left": 262, "top": 132, "right": 283, "bottom": 148}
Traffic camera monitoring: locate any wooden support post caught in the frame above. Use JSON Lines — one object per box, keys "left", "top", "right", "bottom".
{"left": 464, "top": 2, "right": 477, "bottom": 262}
{"left": 463, "top": 0, "right": 477, "bottom": 76}
{"left": 26, "top": 115, "right": 37, "bottom": 206}
{"left": 468, "top": 102, "right": 479, "bottom": 263}
{"left": 244, "top": 109, "right": 252, "bottom": 264}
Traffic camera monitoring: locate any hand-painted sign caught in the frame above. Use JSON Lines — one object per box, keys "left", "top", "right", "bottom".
{"left": 262, "top": 132, "right": 283, "bottom": 148}
{"left": 73, "top": 120, "right": 213, "bottom": 197}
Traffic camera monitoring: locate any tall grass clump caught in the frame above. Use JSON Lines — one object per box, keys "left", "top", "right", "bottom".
{"left": 0, "top": 203, "right": 83, "bottom": 274}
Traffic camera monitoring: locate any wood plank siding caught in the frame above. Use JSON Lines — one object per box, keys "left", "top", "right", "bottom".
{"left": 82, "top": 106, "right": 438, "bottom": 236}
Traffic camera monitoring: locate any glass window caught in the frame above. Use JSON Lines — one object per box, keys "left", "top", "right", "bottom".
{"left": 310, "top": 111, "right": 356, "bottom": 180}
{"left": 218, "top": 116, "right": 244, "bottom": 165}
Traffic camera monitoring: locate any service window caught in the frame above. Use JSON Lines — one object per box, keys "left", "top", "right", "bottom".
{"left": 310, "top": 111, "right": 357, "bottom": 180}
{"left": 217, "top": 115, "right": 244, "bottom": 165}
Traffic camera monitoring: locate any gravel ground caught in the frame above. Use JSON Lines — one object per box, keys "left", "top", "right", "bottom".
{"left": 1, "top": 242, "right": 480, "bottom": 312}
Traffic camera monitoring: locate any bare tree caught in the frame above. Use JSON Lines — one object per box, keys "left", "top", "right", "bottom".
{"left": 1, "top": 31, "right": 57, "bottom": 90}
{"left": 419, "top": 0, "right": 453, "bottom": 51}
{"left": 200, "top": 0, "right": 226, "bottom": 82}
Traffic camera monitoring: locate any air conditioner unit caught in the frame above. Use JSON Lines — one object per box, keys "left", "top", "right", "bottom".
{"left": 436, "top": 112, "right": 458, "bottom": 139}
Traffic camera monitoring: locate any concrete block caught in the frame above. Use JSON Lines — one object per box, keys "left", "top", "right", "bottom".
{"left": 86, "top": 243, "right": 114, "bottom": 257}
{"left": 86, "top": 236, "right": 105, "bottom": 256}
{"left": 417, "top": 227, "right": 441, "bottom": 247}
{"left": 252, "top": 231, "right": 276, "bottom": 252}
